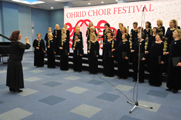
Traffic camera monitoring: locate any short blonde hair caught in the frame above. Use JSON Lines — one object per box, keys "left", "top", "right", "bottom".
{"left": 175, "top": 29, "right": 181, "bottom": 39}
{"left": 62, "top": 34, "right": 67, "bottom": 38}
{"left": 62, "top": 28, "right": 66, "bottom": 34}
{"left": 119, "top": 23, "right": 123, "bottom": 26}
{"left": 88, "top": 22, "right": 94, "bottom": 28}
{"left": 48, "top": 27, "right": 52, "bottom": 30}
{"left": 171, "top": 19, "right": 178, "bottom": 28}
{"left": 75, "top": 28, "right": 80, "bottom": 33}
{"left": 90, "top": 26, "right": 95, "bottom": 30}
{"left": 37, "top": 33, "right": 41, "bottom": 36}
{"left": 157, "top": 19, "right": 163, "bottom": 26}
{"left": 48, "top": 33, "right": 53, "bottom": 37}
{"left": 55, "top": 24, "right": 60, "bottom": 29}
{"left": 122, "top": 26, "right": 128, "bottom": 33}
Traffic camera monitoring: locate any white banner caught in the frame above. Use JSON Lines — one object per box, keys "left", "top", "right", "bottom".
{"left": 64, "top": 0, "right": 181, "bottom": 50}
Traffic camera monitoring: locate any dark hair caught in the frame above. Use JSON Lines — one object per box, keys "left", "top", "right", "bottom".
{"left": 10, "top": 30, "right": 20, "bottom": 41}
{"left": 107, "top": 31, "right": 114, "bottom": 37}
{"left": 138, "top": 32, "right": 145, "bottom": 39}
{"left": 133, "top": 22, "right": 138, "bottom": 25}
{"left": 146, "top": 21, "right": 152, "bottom": 28}
{"left": 104, "top": 23, "right": 110, "bottom": 28}
{"left": 153, "top": 27, "right": 159, "bottom": 33}
{"left": 156, "top": 33, "right": 163, "bottom": 40}
{"left": 138, "top": 26, "right": 143, "bottom": 32}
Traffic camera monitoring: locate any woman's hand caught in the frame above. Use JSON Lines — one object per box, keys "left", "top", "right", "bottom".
{"left": 25, "top": 37, "right": 30, "bottom": 44}
{"left": 48, "top": 46, "right": 50, "bottom": 48}
{"left": 73, "top": 48, "right": 75, "bottom": 50}
{"left": 59, "top": 47, "right": 63, "bottom": 49}
{"left": 177, "top": 62, "right": 181, "bottom": 66}
{"left": 54, "top": 52, "right": 56, "bottom": 54}
{"left": 80, "top": 54, "right": 82, "bottom": 56}
{"left": 88, "top": 50, "right": 90, "bottom": 53}
{"left": 145, "top": 51, "right": 149, "bottom": 54}
{"left": 112, "top": 49, "right": 115, "bottom": 52}
{"left": 131, "top": 50, "right": 134, "bottom": 53}
{"left": 125, "top": 57, "right": 128, "bottom": 60}
{"left": 36, "top": 47, "right": 39, "bottom": 50}
{"left": 96, "top": 55, "right": 98, "bottom": 57}
{"left": 112, "top": 55, "right": 114, "bottom": 58}
{"left": 142, "top": 57, "right": 145, "bottom": 61}
{"left": 44, "top": 50, "right": 46, "bottom": 53}
{"left": 161, "top": 61, "right": 164, "bottom": 64}
{"left": 68, "top": 53, "right": 69, "bottom": 55}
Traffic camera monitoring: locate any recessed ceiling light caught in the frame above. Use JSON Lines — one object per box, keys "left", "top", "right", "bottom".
{"left": 51, "top": 7, "right": 54, "bottom": 9}
{"left": 101, "top": 1, "right": 104, "bottom": 3}
{"left": 88, "top": 3, "right": 91, "bottom": 5}
{"left": 116, "top": 0, "right": 118, "bottom": 1}
{"left": 12, "top": 0, "right": 44, "bottom": 5}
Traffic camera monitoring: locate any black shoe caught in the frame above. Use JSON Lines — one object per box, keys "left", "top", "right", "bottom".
{"left": 139, "top": 81, "right": 144, "bottom": 83}
{"left": 166, "top": 88, "right": 172, "bottom": 91}
{"left": 16, "top": 89, "right": 23, "bottom": 92}
{"left": 173, "top": 90, "right": 178, "bottom": 93}
{"left": 9, "top": 88, "right": 15, "bottom": 92}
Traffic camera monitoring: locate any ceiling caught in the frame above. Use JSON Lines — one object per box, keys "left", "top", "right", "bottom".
{"left": 2, "top": 0, "right": 150, "bottom": 10}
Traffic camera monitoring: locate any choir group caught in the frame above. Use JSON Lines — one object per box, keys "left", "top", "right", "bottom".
{"left": 33, "top": 19, "right": 181, "bottom": 94}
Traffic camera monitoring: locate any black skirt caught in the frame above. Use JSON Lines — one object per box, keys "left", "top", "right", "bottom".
{"left": 34, "top": 50, "right": 44, "bottom": 67}
{"left": 6, "top": 60, "right": 24, "bottom": 90}
{"left": 117, "top": 59, "right": 129, "bottom": 79}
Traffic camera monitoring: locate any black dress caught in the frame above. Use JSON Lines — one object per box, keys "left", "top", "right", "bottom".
{"left": 167, "top": 39, "right": 181, "bottom": 90}
{"left": 46, "top": 39, "right": 56, "bottom": 68}
{"left": 158, "top": 26, "right": 165, "bottom": 36}
{"left": 33, "top": 39, "right": 45, "bottom": 67}
{"left": 53, "top": 29, "right": 61, "bottom": 54}
{"left": 149, "top": 42, "right": 164, "bottom": 86}
{"left": 116, "top": 29, "right": 122, "bottom": 46}
{"left": 103, "top": 39, "right": 115, "bottom": 77}
{"left": 115, "top": 40, "right": 130, "bottom": 79}
{"left": 66, "top": 30, "right": 70, "bottom": 42}
{"left": 59, "top": 38, "right": 69, "bottom": 70}
{"left": 88, "top": 41, "right": 99, "bottom": 74}
{"left": 6, "top": 42, "right": 31, "bottom": 91}
{"left": 132, "top": 39, "right": 145, "bottom": 82}
{"left": 44, "top": 33, "right": 49, "bottom": 42}
{"left": 73, "top": 40, "right": 83, "bottom": 72}
{"left": 86, "top": 29, "right": 97, "bottom": 49}
{"left": 163, "top": 28, "right": 175, "bottom": 74}
{"left": 72, "top": 32, "right": 83, "bottom": 48}
{"left": 130, "top": 29, "right": 138, "bottom": 63}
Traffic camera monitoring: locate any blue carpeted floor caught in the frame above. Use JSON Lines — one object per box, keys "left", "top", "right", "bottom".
{"left": 0, "top": 52, "right": 180, "bottom": 120}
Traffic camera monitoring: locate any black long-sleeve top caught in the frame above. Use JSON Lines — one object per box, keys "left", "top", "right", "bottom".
{"left": 33, "top": 39, "right": 45, "bottom": 53}
{"left": 9, "top": 42, "right": 31, "bottom": 61}
{"left": 115, "top": 40, "right": 130, "bottom": 60}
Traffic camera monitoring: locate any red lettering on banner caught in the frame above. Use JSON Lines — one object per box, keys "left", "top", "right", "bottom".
{"left": 144, "top": 5, "right": 148, "bottom": 12}
{"left": 76, "top": 12, "right": 79, "bottom": 17}
{"left": 123, "top": 6, "right": 126, "bottom": 14}
{"left": 133, "top": 6, "right": 135, "bottom": 13}
{"left": 149, "top": 4, "right": 154, "bottom": 11}
{"left": 118, "top": 7, "right": 122, "bottom": 14}
{"left": 82, "top": 11, "right": 86, "bottom": 17}
{"left": 114, "top": 7, "right": 117, "bottom": 14}
{"left": 128, "top": 6, "right": 132, "bottom": 13}
{"left": 136, "top": 5, "right": 142, "bottom": 12}
{"left": 107, "top": 8, "right": 111, "bottom": 15}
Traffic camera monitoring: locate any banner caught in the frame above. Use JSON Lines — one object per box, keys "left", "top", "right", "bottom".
{"left": 64, "top": 0, "right": 181, "bottom": 50}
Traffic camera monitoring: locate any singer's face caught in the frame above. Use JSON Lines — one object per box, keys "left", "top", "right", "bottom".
{"left": 153, "top": 28, "right": 156, "bottom": 33}
{"left": 157, "top": 21, "right": 160, "bottom": 26}
{"left": 64, "top": 25, "right": 67, "bottom": 29}
{"left": 156, "top": 34, "right": 161, "bottom": 41}
{"left": 18, "top": 33, "right": 22, "bottom": 40}
{"left": 89, "top": 22, "right": 93, "bottom": 27}
{"left": 37, "top": 35, "right": 41, "bottom": 39}
{"left": 145, "top": 23, "right": 149, "bottom": 28}
{"left": 133, "top": 24, "right": 137, "bottom": 28}
{"left": 48, "top": 28, "right": 52, "bottom": 33}
{"left": 169, "top": 21, "right": 174, "bottom": 27}
{"left": 173, "top": 30, "right": 178, "bottom": 38}
{"left": 90, "top": 28, "right": 94, "bottom": 32}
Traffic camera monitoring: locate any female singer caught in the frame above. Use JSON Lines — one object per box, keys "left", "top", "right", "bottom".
{"left": 53, "top": 24, "right": 61, "bottom": 54}
{"left": 149, "top": 33, "right": 164, "bottom": 86}
{"left": 114, "top": 33, "right": 130, "bottom": 79}
{"left": 72, "top": 26, "right": 83, "bottom": 48}
{"left": 166, "top": 29, "right": 181, "bottom": 93}
{"left": 33, "top": 33, "right": 45, "bottom": 67}
{"left": 73, "top": 34, "right": 83, "bottom": 72}
{"left": 116, "top": 23, "right": 123, "bottom": 45}
{"left": 88, "top": 33, "right": 99, "bottom": 74}
{"left": 103, "top": 32, "right": 115, "bottom": 77}
{"left": 86, "top": 22, "right": 94, "bottom": 38}
{"left": 130, "top": 22, "right": 138, "bottom": 63}
{"left": 163, "top": 19, "right": 178, "bottom": 74}
{"left": 150, "top": 27, "right": 159, "bottom": 42}
{"left": 103, "top": 23, "right": 111, "bottom": 43}
{"left": 6, "top": 31, "right": 31, "bottom": 92}
{"left": 86, "top": 26, "right": 97, "bottom": 48}
{"left": 144, "top": 22, "right": 152, "bottom": 71}
{"left": 64, "top": 24, "right": 70, "bottom": 42}
{"left": 59, "top": 34, "right": 69, "bottom": 70}
{"left": 121, "top": 27, "right": 130, "bottom": 40}
{"left": 157, "top": 20, "right": 165, "bottom": 36}
{"left": 46, "top": 33, "right": 56, "bottom": 68}
{"left": 44, "top": 27, "right": 52, "bottom": 42}
{"left": 131, "top": 32, "right": 145, "bottom": 83}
